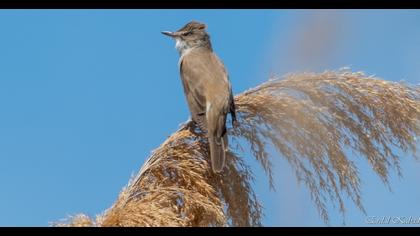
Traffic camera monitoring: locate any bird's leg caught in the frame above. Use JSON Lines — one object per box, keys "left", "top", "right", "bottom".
{"left": 178, "top": 117, "right": 194, "bottom": 131}
{"left": 187, "top": 120, "right": 199, "bottom": 133}
{"left": 179, "top": 117, "right": 203, "bottom": 135}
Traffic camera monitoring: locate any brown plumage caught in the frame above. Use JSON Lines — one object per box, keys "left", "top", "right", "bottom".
{"left": 162, "top": 21, "right": 236, "bottom": 173}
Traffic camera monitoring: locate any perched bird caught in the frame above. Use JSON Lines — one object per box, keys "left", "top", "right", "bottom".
{"left": 162, "top": 21, "right": 236, "bottom": 173}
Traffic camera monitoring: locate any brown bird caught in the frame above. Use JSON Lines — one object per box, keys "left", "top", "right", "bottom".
{"left": 162, "top": 21, "right": 236, "bottom": 173}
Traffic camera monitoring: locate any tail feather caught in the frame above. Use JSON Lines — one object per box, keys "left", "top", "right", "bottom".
{"left": 207, "top": 102, "right": 229, "bottom": 173}
{"left": 209, "top": 134, "right": 227, "bottom": 173}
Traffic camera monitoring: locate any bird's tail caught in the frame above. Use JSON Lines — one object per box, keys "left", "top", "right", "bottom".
{"left": 208, "top": 132, "right": 228, "bottom": 173}
{"left": 207, "top": 104, "right": 228, "bottom": 173}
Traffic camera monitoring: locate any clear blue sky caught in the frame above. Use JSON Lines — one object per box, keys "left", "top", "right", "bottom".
{"left": 0, "top": 10, "right": 419, "bottom": 226}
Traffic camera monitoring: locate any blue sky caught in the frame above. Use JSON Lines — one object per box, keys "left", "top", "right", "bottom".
{"left": 0, "top": 10, "right": 419, "bottom": 226}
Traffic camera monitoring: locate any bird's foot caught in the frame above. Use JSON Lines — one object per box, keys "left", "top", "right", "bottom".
{"left": 178, "top": 118, "right": 198, "bottom": 133}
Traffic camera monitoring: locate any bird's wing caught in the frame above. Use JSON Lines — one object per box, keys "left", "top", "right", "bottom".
{"left": 207, "top": 52, "right": 236, "bottom": 125}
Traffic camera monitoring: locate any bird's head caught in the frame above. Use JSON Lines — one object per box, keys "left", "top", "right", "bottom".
{"left": 162, "top": 21, "right": 212, "bottom": 55}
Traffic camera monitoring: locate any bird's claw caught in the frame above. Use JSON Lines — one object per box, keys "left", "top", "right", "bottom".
{"left": 178, "top": 118, "right": 198, "bottom": 133}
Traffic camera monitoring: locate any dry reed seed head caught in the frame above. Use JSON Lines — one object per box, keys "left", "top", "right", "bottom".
{"left": 52, "top": 214, "right": 94, "bottom": 227}
{"left": 233, "top": 70, "right": 419, "bottom": 222}
{"left": 57, "top": 70, "right": 419, "bottom": 226}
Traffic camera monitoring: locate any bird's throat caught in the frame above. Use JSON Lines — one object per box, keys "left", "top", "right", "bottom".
{"left": 175, "top": 39, "right": 194, "bottom": 57}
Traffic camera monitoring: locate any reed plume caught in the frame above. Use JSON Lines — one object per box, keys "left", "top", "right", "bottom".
{"left": 55, "top": 69, "right": 420, "bottom": 226}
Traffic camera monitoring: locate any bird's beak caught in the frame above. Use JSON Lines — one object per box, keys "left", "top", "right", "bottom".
{"left": 161, "top": 31, "right": 177, "bottom": 38}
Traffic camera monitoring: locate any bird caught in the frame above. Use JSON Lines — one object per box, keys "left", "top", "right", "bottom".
{"left": 162, "top": 21, "right": 236, "bottom": 173}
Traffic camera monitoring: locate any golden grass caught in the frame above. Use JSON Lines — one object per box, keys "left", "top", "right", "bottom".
{"left": 55, "top": 69, "right": 420, "bottom": 226}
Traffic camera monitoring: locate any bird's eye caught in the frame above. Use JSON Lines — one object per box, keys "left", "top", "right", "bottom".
{"left": 182, "top": 31, "right": 192, "bottom": 36}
